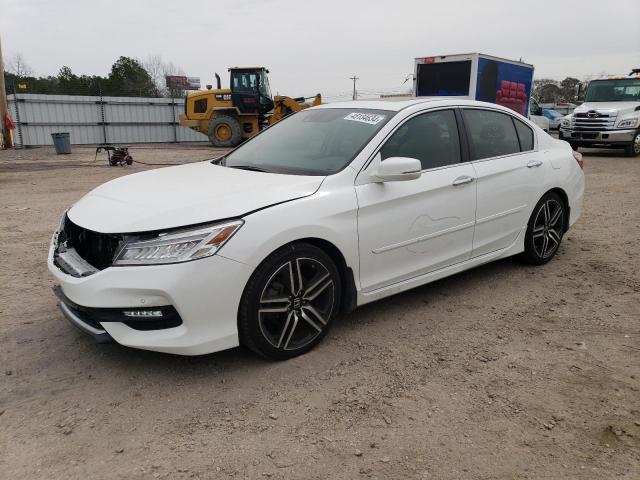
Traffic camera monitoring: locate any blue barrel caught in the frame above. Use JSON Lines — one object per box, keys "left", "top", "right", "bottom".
{"left": 51, "top": 132, "right": 71, "bottom": 154}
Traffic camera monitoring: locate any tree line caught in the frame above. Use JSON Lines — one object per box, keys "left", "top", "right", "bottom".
{"left": 532, "top": 77, "right": 585, "bottom": 104}
{"left": 4, "top": 53, "right": 186, "bottom": 98}
{"left": 4, "top": 52, "right": 590, "bottom": 104}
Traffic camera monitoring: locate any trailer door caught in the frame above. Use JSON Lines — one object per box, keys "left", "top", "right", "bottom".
{"left": 415, "top": 60, "right": 472, "bottom": 97}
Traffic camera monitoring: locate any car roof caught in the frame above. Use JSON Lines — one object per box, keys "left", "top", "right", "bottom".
{"left": 314, "top": 97, "right": 442, "bottom": 112}
{"left": 313, "top": 97, "right": 522, "bottom": 114}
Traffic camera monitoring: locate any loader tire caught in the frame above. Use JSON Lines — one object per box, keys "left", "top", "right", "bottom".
{"left": 208, "top": 115, "right": 242, "bottom": 148}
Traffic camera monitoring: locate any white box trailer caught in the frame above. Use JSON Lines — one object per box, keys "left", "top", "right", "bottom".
{"left": 413, "top": 53, "right": 549, "bottom": 130}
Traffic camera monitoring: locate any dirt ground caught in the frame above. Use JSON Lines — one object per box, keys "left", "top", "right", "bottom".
{"left": 1, "top": 143, "right": 639, "bottom": 480}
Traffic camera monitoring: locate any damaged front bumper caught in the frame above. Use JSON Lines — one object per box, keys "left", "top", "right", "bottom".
{"left": 53, "top": 285, "right": 114, "bottom": 343}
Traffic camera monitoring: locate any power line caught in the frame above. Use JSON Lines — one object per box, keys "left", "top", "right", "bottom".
{"left": 349, "top": 75, "right": 359, "bottom": 100}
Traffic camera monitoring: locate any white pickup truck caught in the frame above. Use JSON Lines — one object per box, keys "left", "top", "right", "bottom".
{"left": 559, "top": 73, "right": 640, "bottom": 157}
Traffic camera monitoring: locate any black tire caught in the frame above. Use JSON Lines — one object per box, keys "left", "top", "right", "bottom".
{"left": 207, "top": 114, "right": 242, "bottom": 148}
{"left": 238, "top": 243, "right": 342, "bottom": 360}
{"left": 521, "top": 192, "right": 566, "bottom": 265}
{"left": 623, "top": 130, "right": 640, "bottom": 157}
{"left": 569, "top": 142, "right": 580, "bottom": 152}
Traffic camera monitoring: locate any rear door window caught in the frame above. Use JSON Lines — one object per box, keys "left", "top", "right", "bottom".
{"left": 462, "top": 109, "right": 521, "bottom": 160}
{"left": 514, "top": 118, "right": 534, "bottom": 151}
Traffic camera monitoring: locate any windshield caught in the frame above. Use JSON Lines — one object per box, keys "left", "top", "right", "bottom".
{"left": 223, "top": 108, "right": 394, "bottom": 175}
{"left": 584, "top": 79, "right": 640, "bottom": 102}
{"left": 231, "top": 71, "right": 258, "bottom": 93}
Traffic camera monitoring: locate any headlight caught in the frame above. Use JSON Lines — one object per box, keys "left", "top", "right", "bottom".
{"left": 617, "top": 118, "right": 638, "bottom": 129}
{"left": 113, "top": 220, "right": 243, "bottom": 265}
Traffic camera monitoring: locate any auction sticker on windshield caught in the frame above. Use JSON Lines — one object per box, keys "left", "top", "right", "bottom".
{"left": 344, "top": 112, "right": 386, "bottom": 125}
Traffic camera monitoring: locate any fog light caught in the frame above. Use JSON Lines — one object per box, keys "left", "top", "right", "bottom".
{"left": 123, "top": 310, "right": 163, "bottom": 318}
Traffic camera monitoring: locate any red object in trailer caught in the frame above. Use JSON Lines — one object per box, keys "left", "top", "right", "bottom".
{"left": 495, "top": 80, "right": 528, "bottom": 115}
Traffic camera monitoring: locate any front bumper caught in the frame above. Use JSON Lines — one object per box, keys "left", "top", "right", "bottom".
{"left": 559, "top": 128, "right": 636, "bottom": 145}
{"left": 55, "top": 286, "right": 114, "bottom": 343}
{"left": 48, "top": 241, "right": 251, "bottom": 355}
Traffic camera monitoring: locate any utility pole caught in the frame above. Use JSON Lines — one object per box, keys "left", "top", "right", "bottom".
{"left": 349, "top": 75, "right": 359, "bottom": 101}
{"left": 0, "top": 34, "right": 12, "bottom": 148}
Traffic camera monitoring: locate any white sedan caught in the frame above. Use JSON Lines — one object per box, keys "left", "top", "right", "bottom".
{"left": 49, "top": 99, "right": 584, "bottom": 359}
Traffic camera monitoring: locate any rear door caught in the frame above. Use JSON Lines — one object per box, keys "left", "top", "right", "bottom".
{"left": 355, "top": 108, "right": 477, "bottom": 292}
{"left": 461, "top": 108, "right": 545, "bottom": 257}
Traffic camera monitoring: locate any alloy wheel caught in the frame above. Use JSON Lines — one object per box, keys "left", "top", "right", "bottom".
{"left": 634, "top": 133, "right": 640, "bottom": 155}
{"left": 532, "top": 199, "right": 564, "bottom": 259}
{"left": 258, "top": 257, "right": 335, "bottom": 351}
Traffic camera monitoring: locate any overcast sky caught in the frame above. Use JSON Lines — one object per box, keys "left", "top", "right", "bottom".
{"left": 2, "top": 0, "right": 639, "bottom": 100}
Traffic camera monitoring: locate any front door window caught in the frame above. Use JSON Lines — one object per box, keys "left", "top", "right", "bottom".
{"left": 380, "top": 109, "right": 461, "bottom": 170}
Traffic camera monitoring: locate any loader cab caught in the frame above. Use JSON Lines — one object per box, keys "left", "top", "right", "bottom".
{"left": 229, "top": 67, "right": 274, "bottom": 115}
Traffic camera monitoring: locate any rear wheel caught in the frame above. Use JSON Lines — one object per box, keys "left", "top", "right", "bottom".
{"left": 521, "top": 192, "right": 566, "bottom": 265}
{"left": 623, "top": 130, "right": 640, "bottom": 157}
{"left": 208, "top": 114, "right": 242, "bottom": 148}
{"left": 238, "top": 243, "right": 341, "bottom": 360}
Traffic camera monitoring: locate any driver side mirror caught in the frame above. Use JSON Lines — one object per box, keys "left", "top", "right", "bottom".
{"left": 371, "top": 156, "right": 422, "bottom": 182}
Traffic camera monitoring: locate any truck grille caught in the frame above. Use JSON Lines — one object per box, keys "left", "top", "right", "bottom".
{"left": 571, "top": 111, "right": 617, "bottom": 131}
{"left": 58, "top": 216, "right": 124, "bottom": 271}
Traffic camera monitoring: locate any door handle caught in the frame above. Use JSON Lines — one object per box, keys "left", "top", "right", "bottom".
{"left": 452, "top": 175, "right": 474, "bottom": 186}
{"left": 527, "top": 160, "right": 543, "bottom": 168}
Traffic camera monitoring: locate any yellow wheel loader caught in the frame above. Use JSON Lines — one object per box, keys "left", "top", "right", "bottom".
{"left": 179, "top": 67, "right": 321, "bottom": 147}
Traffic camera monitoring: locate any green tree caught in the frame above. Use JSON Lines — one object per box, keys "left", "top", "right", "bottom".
{"left": 4, "top": 55, "right": 178, "bottom": 97}
{"left": 57, "top": 66, "right": 78, "bottom": 94}
{"left": 559, "top": 77, "right": 581, "bottom": 102}
{"left": 533, "top": 79, "right": 562, "bottom": 103}
{"left": 56, "top": 66, "right": 103, "bottom": 95}
{"left": 106, "top": 56, "right": 159, "bottom": 97}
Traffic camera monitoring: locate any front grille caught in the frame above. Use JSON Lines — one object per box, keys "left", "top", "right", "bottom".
{"left": 571, "top": 111, "right": 617, "bottom": 131}
{"left": 59, "top": 216, "right": 124, "bottom": 270}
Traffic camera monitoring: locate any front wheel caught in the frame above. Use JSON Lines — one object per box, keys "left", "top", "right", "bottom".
{"left": 521, "top": 192, "right": 566, "bottom": 265}
{"left": 623, "top": 130, "right": 640, "bottom": 157}
{"left": 238, "top": 243, "right": 341, "bottom": 360}
{"left": 208, "top": 114, "right": 242, "bottom": 148}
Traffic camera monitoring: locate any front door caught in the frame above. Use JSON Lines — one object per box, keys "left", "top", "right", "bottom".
{"left": 356, "top": 109, "right": 477, "bottom": 292}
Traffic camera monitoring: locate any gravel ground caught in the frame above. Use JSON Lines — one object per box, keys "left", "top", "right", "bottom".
{"left": 1, "top": 144, "right": 639, "bottom": 479}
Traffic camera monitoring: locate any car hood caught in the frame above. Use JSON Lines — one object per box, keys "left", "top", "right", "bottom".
{"left": 574, "top": 101, "right": 640, "bottom": 116}
{"left": 67, "top": 161, "right": 325, "bottom": 233}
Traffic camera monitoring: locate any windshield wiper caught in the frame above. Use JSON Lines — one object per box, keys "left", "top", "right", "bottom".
{"left": 227, "top": 164, "right": 270, "bottom": 173}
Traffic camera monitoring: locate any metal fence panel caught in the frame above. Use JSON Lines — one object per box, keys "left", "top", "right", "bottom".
{"left": 8, "top": 93, "right": 208, "bottom": 147}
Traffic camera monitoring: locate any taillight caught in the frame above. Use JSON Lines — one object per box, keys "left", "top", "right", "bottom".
{"left": 572, "top": 150, "right": 584, "bottom": 170}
